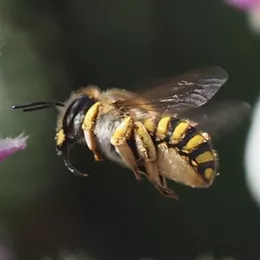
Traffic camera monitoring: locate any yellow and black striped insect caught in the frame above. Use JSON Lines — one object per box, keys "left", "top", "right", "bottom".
{"left": 12, "top": 66, "right": 250, "bottom": 199}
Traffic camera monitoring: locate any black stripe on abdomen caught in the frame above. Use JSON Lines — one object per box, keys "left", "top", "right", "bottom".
{"left": 165, "top": 117, "right": 180, "bottom": 143}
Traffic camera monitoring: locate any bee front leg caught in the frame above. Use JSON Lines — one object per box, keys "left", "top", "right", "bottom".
{"left": 110, "top": 116, "right": 142, "bottom": 182}
{"left": 134, "top": 121, "right": 178, "bottom": 199}
{"left": 82, "top": 102, "right": 103, "bottom": 161}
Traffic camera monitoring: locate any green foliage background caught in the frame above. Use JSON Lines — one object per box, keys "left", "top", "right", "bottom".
{"left": 0, "top": 0, "right": 258, "bottom": 259}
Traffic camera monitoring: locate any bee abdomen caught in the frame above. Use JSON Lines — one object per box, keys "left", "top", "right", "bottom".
{"left": 154, "top": 116, "right": 218, "bottom": 184}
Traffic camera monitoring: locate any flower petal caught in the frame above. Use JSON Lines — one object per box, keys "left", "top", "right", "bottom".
{"left": 225, "top": 0, "right": 260, "bottom": 11}
{"left": 0, "top": 134, "right": 29, "bottom": 162}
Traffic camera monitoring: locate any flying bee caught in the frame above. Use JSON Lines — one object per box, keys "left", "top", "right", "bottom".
{"left": 12, "top": 66, "right": 250, "bottom": 199}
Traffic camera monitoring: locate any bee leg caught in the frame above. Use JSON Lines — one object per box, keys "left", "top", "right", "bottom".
{"left": 134, "top": 121, "right": 178, "bottom": 199}
{"left": 82, "top": 101, "right": 103, "bottom": 161}
{"left": 110, "top": 116, "right": 142, "bottom": 182}
{"left": 160, "top": 175, "right": 167, "bottom": 187}
{"left": 154, "top": 177, "right": 179, "bottom": 200}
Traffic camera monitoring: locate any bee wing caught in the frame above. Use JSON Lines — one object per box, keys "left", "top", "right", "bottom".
{"left": 117, "top": 66, "right": 229, "bottom": 114}
{"left": 180, "top": 100, "right": 251, "bottom": 140}
{"left": 140, "top": 66, "right": 228, "bottom": 100}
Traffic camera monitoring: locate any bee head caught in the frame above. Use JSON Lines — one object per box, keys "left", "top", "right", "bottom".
{"left": 55, "top": 95, "right": 96, "bottom": 152}
{"left": 12, "top": 87, "right": 99, "bottom": 177}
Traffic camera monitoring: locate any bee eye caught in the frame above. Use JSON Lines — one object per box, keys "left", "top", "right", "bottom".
{"left": 63, "top": 95, "right": 95, "bottom": 134}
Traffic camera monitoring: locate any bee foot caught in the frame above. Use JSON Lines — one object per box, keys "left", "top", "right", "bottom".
{"left": 135, "top": 174, "right": 142, "bottom": 182}
{"left": 155, "top": 184, "right": 179, "bottom": 200}
{"left": 94, "top": 154, "right": 104, "bottom": 162}
{"left": 134, "top": 170, "right": 142, "bottom": 182}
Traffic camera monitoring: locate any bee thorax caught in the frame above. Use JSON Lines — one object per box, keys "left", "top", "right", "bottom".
{"left": 94, "top": 113, "right": 126, "bottom": 166}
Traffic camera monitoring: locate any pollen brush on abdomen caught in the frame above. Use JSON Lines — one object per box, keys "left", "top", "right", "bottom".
{"left": 144, "top": 115, "right": 219, "bottom": 186}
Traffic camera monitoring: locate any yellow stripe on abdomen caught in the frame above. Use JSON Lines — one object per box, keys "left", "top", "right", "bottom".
{"left": 195, "top": 151, "right": 214, "bottom": 164}
{"left": 183, "top": 134, "right": 205, "bottom": 152}
{"left": 156, "top": 116, "right": 171, "bottom": 140}
{"left": 171, "top": 121, "right": 190, "bottom": 144}
{"left": 205, "top": 168, "right": 214, "bottom": 180}
{"left": 144, "top": 117, "right": 156, "bottom": 133}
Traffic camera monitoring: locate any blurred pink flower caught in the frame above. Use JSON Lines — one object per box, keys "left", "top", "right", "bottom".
{"left": 0, "top": 244, "right": 15, "bottom": 260}
{"left": 225, "top": 0, "right": 260, "bottom": 33}
{"left": 226, "top": 0, "right": 260, "bottom": 10}
{"left": 0, "top": 134, "right": 28, "bottom": 162}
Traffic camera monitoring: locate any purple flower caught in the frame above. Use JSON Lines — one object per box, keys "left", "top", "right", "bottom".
{"left": 225, "top": 0, "right": 260, "bottom": 10}
{"left": 225, "top": 0, "right": 260, "bottom": 33}
{"left": 0, "top": 245, "right": 16, "bottom": 260}
{"left": 0, "top": 134, "right": 28, "bottom": 162}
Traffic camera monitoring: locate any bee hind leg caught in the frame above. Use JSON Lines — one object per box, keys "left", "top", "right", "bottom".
{"left": 110, "top": 116, "right": 142, "bottom": 182}
{"left": 154, "top": 176, "right": 178, "bottom": 200}
{"left": 134, "top": 121, "right": 178, "bottom": 200}
{"left": 82, "top": 102, "right": 103, "bottom": 161}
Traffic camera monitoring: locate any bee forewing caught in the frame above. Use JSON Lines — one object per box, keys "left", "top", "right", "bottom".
{"left": 116, "top": 66, "right": 229, "bottom": 116}
{"left": 139, "top": 66, "right": 228, "bottom": 102}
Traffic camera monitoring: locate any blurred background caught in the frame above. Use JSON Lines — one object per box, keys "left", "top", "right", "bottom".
{"left": 0, "top": 0, "right": 259, "bottom": 259}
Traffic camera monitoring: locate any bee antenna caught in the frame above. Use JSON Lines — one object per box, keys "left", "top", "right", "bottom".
{"left": 11, "top": 101, "right": 64, "bottom": 112}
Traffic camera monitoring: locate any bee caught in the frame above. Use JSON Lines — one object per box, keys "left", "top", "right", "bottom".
{"left": 12, "top": 66, "right": 250, "bottom": 199}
